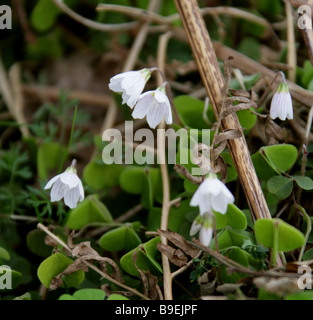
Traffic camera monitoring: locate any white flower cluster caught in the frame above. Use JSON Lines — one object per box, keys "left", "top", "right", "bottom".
{"left": 109, "top": 69, "right": 173, "bottom": 129}
{"left": 189, "top": 173, "right": 234, "bottom": 247}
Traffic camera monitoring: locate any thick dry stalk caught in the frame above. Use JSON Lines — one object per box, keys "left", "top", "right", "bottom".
{"left": 174, "top": 0, "right": 271, "bottom": 222}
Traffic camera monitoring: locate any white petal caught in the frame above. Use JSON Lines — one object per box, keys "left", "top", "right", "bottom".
{"left": 190, "top": 220, "right": 201, "bottom": 236}
{"left": 286, "top": 93, "right": 293, "bottom": 119}
{"left": 78, "top": 180, "right": 84, "bottom": 201}
{"left": 190, "top": 187, "right": 202, "bottom": 207}
{"left": 199, "top": 227, "right": 213, "bottom": 247}
{"left": 60, "top": 172, "right": 80, "bottom": 189}
{"left": 121, "top": 72, "right": 145, "bottom": 94}
{"left": 212, "top": 188, "right": 234, "bottom": 214}
{"left": 132, "top": 92, "right": 154, "bottom": 119}
{"left": 44, "top": 174, "right": 62, "bottom": 190}
{"left": 190, "top": 177, "right": 234, "bottom": 215}
{"left": 50, "top": 179, "right": 66, "bottom": 202}
{"left": 270, "top": 92, "right": 292, "bottom": 121}
{"left": 146, "top": 102, "right": 164, "bottom": 129}
{"left": 154, "top": 87, "right": 168, "bottom": 103}
{"left": 126, "top": 93, "right": 140, "bottom": 108}
{"left": 108, "top": 77, "right": 123, "bottom": 93}
{"left": 203, "top": 178, "right": 223, "bottom": 196}
{"left": 64, "top": 185, "right": 80, "bottom": 209}
{"left": 162, "top": 101, "right": 173, "bottom": 125}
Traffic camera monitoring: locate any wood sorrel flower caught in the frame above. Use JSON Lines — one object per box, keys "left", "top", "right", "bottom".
{"left": 131, "top": 86, "right": 173, "bottom": 129}
{"left": 270, "top": 81, "right": 293, "bottom": 121}
{"left": 190, "top": 173, "right": 234, "bottom": 215}
{"left": 190, "top": 214, "right": 214, "bottom": 247}
{"left": 108, "top": 68, "right": 151, "bottom": 108}
{"left": 44, "top": 160, "right": 84, "bottom": 209}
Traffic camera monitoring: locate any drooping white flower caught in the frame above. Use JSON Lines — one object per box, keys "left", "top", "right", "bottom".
{"left": 131, "top": 86, "right": 173, "bottom": 129}
{"left": 190, "top": 214, "right": 214, "bottom": 247}
{"left": 270, "top": 82, "right": 293, "bottom": 121}
{"left": 190, "top": 173, "right": 234, "bottom": 215}
{"left": 108, "top": 69, "right": 151, "bottom": 108}
{"left": 44, "top": 160, "right": 84, "bottom": 209}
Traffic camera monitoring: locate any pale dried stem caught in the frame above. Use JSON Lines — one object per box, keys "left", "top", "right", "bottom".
{"left": 305, "top": 106, "right": 313, "bottom": 146}
{"left": 285, "top": 0, "right": 297, "bottom": 82}
{"left": 97, "top": 4, "right": 277, "bottom": 41}
{"left": 50, "top": 0, "right": 137, "bottom": 31}
{"left": 22, "top": 84, "right": 111, "bottom": 108}
{"left": 0, "top": 60, "right": 29, "bottom": 137}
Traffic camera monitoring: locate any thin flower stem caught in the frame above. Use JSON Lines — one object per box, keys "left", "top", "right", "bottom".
{"left": 296, "top": 145, "right": 308, "bottom": 203}
{"left": 157, "top": 31, "right": 173, "bottom": 301}
{"left": 58, "top": 105, "right": 78, "bottom": 174}
{"left": 297, "top": 205, "right": 312, "bottom": 262}
{"left": 271, "top": 220, "right": 279, "bottom": 267}
{"left": 257, "top": 71, "right": 286, "bottom": 109}
{"left": 212, "top": 215, "right": 222, "bottom": 283}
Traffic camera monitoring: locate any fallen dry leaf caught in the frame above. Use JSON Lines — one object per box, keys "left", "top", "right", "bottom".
{"left": 157, "top": 242, "right": 188, "bottom": 267}
{"left": 132, "top": 250, "right": 162, "bottom": 300}
{"left": 157, "top": 229, "right": 200, "bottom": 258}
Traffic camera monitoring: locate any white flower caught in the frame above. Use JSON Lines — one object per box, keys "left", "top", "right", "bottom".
{"left": 190, "top": 214, "right": 213, "bottom": 247}
{"left": 131, "top": 86, "right": 173, "bottom": 129}
{"left": 270, "top": 82, "right": 293, "bottom": 121}
{"left": 190, "top": 173, "right": 234, "bottom": 215}
{"left": 199, "top": 224, "right": 213, "bottom": 247}
{"left": 108, "top": 69, "right": 151, "bottom": 108}
{"left": 44, "top": 160, "right": 84, "bottom": 209}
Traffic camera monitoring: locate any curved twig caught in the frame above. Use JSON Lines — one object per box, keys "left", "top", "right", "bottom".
{"left": 50, "top": 0, "right": 137, "bottom": 31}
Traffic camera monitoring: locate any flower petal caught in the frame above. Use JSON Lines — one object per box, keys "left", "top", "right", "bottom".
{"left": 44, "top": 174, "right": 62, "bottom": 190}
{"left": 60, "top": 172, "right": 80, "bottom": 189}
{"left": 50, "top": 179, "right": 66, "bottom": 202}
{"left": 132, "top": 91, "right": 154, "bottom": 119}
{"left": 190, "top": 220, "right": 201, "bottom": 236}
{"left": 78, "top": 180, "right": 85, "bottom": 201}
{"left": 108, "top": 76, "right": 123, "bottom": 93}
{"left": 199, "top": 227, "right": 213, "bottom": 247}
{"left": 64, "top": 185, "right": 80, "bottom": 209}
{"left": 146, "top": 102, "right": 164, "bottom": 129}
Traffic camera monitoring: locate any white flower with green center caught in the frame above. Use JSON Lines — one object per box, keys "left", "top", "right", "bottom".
{"left": 44, "top": 160, "right": 84, "bottom": 209}
{"left": 270, "top": 82, "right": 293, "bottom": 121}
{"left": 132, "top": 86, "right": 173, "bottom": 129}
{"left": 190, "top": 214, "right": 214, "bottom": 247}
{"left": 190, "top": 173, "right": 234, "bottom": 215}
{"left": 108, "top": 69, "right": 151, "bottom": 108}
